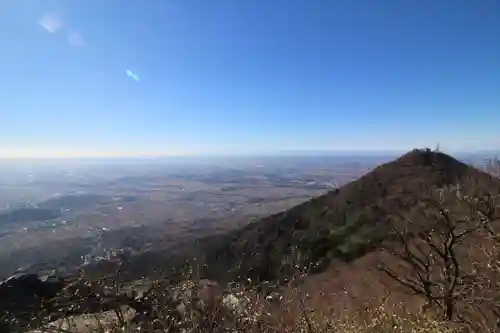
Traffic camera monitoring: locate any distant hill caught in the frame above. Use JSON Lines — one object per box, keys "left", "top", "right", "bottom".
{"left": 39, "top": 193, "right": 110, "bottom": 210}
{"left": 0, "top": 207, "right": 60, "bottom": 226}
{"left": 0, "top": 193, "right": 111, "bottom": 228}
{"left": 194, "top": 148, "right": 500, "bottom": 284}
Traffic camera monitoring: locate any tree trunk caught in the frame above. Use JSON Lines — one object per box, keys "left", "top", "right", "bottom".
{"left": 445, "top": 297, "right": 454, "bottom": 320}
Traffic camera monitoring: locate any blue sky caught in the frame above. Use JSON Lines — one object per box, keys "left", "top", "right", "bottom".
{"left": 0, "top": 0, "right": 499, "bottom": 157}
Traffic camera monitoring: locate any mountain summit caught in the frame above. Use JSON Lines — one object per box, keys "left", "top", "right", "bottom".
{"left": 199, "top": 149, "right": 500, "bottom": 283}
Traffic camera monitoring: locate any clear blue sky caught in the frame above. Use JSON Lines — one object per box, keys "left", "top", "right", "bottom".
{"left": 0, "top": 0, "right": 499, "bottom": 157}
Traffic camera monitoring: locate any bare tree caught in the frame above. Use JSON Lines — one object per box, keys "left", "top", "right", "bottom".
{"left": 379, "top": 188, "right": 484, "bottom": 321}
{"left": 457, "top": 193, "right": 500, "bottom": 332}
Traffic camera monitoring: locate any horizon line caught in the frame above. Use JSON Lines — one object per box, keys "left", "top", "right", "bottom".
{"left": 0, "top": 148, "right": 498, "bottom": 160}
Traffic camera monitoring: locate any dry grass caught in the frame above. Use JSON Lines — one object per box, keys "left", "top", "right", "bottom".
{"left": 16, "top": 270, "right": 461, "bottom": 333}
{"left": 24, "top": 297, "right": 460, "bottom": 333}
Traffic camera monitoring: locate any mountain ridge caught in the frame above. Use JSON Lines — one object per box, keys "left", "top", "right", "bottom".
{"left": 194, "top": 148, "right": 500, "bottom": 284}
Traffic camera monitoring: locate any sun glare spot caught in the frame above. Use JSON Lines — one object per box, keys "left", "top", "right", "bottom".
{"left": 126, "top": 69, "right": 140, "bottom": 82}
{"left": 39, "top": 13, "right": 64, "bottom": 34}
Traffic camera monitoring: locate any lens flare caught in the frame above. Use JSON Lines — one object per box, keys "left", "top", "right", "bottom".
{"left": 126, "top": 70, "right": 140, "bottom": 82}
{"left": 39, "top": 13, "right": 64, "bottom": 34}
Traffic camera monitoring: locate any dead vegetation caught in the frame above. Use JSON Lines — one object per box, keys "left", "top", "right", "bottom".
{"left": 15, "top": 272, "right": 461, "bottom": 333}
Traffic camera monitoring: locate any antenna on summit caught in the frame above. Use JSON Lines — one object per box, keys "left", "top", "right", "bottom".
{"left": 435, "top": 142, "right": 440, "bottom": 152}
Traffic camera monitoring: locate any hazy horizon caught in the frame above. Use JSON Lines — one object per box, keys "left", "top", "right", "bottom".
{"left": 0, "top": 148, "right": 498, "bottom": 162}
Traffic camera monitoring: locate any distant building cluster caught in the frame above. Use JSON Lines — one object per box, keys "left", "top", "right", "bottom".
{"left": 81, "top": 247, "right": 132, "bottom": 265}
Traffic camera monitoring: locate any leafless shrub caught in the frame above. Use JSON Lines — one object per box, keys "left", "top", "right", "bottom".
{"left": 380, "top": 184, "right": 480, "bottom": 317}
{"left": 378, "top": 173, "right": 500, "bottom": 332}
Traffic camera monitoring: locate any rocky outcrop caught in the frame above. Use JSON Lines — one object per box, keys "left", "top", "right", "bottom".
{"left": 0, "top": 274, "right": 264, "bottom": 333}
{"left": 0, "top": 273, "right": 65, "bottom": 313}
{"left": 0, "top": 273, "right": 66, "bottom": 332}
